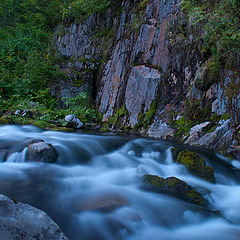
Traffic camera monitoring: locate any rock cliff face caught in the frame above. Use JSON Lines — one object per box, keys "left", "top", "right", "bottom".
{"left": 55, "top": 0, "right": 239, "bottom": 157}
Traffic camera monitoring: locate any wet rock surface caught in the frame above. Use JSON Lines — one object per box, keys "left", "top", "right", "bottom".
{"left": 143, "top": 174, "right": 205, "bottom": 206}
{"left": 77, "top": 194, "right": 128, "bottom": 213}
{"left": 27, "top": 141, "right": 58, "bottom": 163}
{"left": 173, "top": 149, "right": 215, "bottom": 183}
{"left": 125, "top": 66, "right": 161, "bottom": 127}
{"left": 0, "top": 194, "right": 68, "bottom": 240}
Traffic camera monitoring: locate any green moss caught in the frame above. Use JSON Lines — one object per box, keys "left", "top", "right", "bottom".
{"left": 139, "top": 0, "right": 149, "bottom": 9}
{"left": 143, "top": 174, "right": 205, "bottom": 206}
{"left": 210, "top": 113, "right": 218, "bottom": 122}
{"left": 32, "top": 120, "right": 51, "bottom": 129}
{"left": 176, "top": 150, "right": 215, "bottom": 183}
{"left": 133, "top": 102, "right": 157, "bottom": 130}
{"left": 174, "top": 116, "right": 192, "bottom": 138}
{"left": 221, "top": 113, "right": 231, "bottom": 121}
{"left": 110, "top": 105, "right": 127, "bottom": 126}
{"left": 143, "top": 174, "right": 165, "bottom": 188}
{"left": 166, "top": 177, "right": 180, "bottom": 188}
{"left": 206, "top": 125, "right": 217, "bottom": 133}
{"left": 187, "top": 190, "right": 204, "bottom": 206}
{"left": 143, "top": 101, "right": 157, "bottom": 128}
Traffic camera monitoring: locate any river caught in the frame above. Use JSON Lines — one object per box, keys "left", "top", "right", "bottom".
{"left": 0, "top": 125, "right": 240, "bottom": 240}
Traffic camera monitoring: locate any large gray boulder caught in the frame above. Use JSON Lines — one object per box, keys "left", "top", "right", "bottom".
{"left": 0, "top": 195, "right": 68, "bottom": 240}
{"left": 6, "top": 139, "right": 58, "bottom": 163}
{"left": 27, "top": 141, "right": 58, "bottom": 163}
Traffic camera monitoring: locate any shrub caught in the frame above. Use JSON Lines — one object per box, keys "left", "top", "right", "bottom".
{"left": 180, "top": 0, "right": 240, "bottom": 65}
{"left": 62, "top": 0, "right": 115, "bottom": 22}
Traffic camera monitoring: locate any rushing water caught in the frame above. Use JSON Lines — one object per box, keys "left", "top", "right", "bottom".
{"left": 0, "top": 125, "right": 240, "bottom": 240}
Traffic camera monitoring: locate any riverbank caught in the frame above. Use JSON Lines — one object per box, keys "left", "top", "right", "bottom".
{"left": 0, "top": 112, "right": 239, "bottom": 162}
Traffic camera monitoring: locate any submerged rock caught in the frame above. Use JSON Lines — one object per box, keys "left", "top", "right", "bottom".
{"left": 0, "top": 194, "right": 68, "bottom": 240}
{"left": 77, "top": 194, "right": 128, "bottom": 212}
{"left": 143, "top": 174, "right": 205, "bottom": 206}
{"left": 64, "top": 114, "right": 83, "bottom": 129}
{"left": 174, "top": 149, "right": 215, "bottom": 183}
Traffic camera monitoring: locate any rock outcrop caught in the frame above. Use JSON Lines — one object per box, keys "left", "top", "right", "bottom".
{"left": 55, "top": 0, "right": 240, "bottom": 157}
{"left": 0, "top": 194, "right": 68, "bottom": 240}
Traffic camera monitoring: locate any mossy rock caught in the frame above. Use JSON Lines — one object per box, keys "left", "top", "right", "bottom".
{"left": 175, "top": 150, "right": 215, "bottom": 183}
{"left": 143, "top": 174, "right": 205, "bottom": 206}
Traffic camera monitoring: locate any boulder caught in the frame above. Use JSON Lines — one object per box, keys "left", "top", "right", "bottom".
{"left": 27, "top": 142, "right": 58, "bottom": 163}
{"left": 174, "top": 149, "right": 215, "bottom": 183}
{"left": 143, "top": 174, "right": 206, "bottom": 206}
{"left": 6, "top": 139, "right": 58, "bottom": 163}
{"left": 64, "top": 114, "right": 83, "bottom": 129}
{"left": 0, "top": 194, "right": 68, "bottom": 240}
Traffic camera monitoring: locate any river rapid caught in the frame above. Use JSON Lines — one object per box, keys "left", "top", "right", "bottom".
{"left": 0, "top": 125, "right": 240, "bottom": 240}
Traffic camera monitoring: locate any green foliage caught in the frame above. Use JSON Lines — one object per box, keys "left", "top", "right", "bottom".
{"left": 0, "top": 0, "right": 65, "bottom": 29}
{"left": 221, "top": 113, "right": 231, "bottom": 121}
{"left": 62, "top": 0, "right": 116, "bottom": 22}
{"left": 0, "top": 0, "right": 101, "bottom": 128}
{"left": 111, "top": 105, "right": 127, "bottom": 125}
{"left": 62, "top": 92, "right": 98, "bottom": 123}
{"left": 0, "top": 0, "right": 67, "bottom": 111}
{"left": 181, "top": 0, "right": 240, "bottom": 65}
{"left": 144, "top": 101, "right": 157, "bottom": 128}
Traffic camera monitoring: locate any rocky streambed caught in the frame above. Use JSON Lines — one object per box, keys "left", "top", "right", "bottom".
{"left": 0, "top": 125, "right": 240, "bottom": 240}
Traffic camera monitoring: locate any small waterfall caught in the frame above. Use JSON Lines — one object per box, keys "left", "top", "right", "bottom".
{"left": 7, "top": 147, "right": 28, "bottom": 162}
